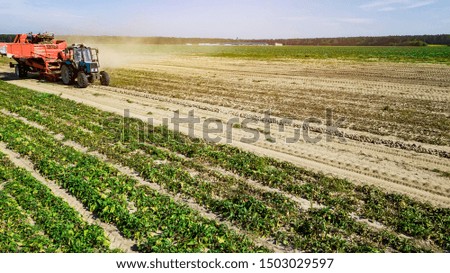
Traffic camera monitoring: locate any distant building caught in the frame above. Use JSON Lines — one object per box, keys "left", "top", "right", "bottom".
{"left": 198, "top": 43, "right": 221, "bottom": 46}
{"left": 227, "top": 42, "right": 269, "bottom": 46}
{"left": 275, "top": 43, "right": 284, "bottom": 46}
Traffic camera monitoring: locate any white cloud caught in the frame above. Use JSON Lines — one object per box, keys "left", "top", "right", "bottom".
{"left": 283, "top": 16, "right": 374, "bottom": 25}
{"left": 360, "top": 0, "right": 406, "bottom": 9}
{"left": 337, "top": 18, "right": 374, "bottom": 24}
{"left": 379, "top": 7, "right": 397, "bottom": 11}
{"left": 360, "top": 0, "right": 435, "bottom": 11}
{"left": 405, "top": 0, "right": 435, "bottom": 9}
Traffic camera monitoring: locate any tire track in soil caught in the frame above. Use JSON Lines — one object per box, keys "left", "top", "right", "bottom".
{"left": 88, "top": 85, "right": 450, "bottom": 158}
{"left": 138, "top": 62, "right": 450, "bottom": 102}
{"left": 124, "top": 58, "right": 450, "bottom": 146}
{"left": 137, "top": 57, "right": 450, "bottom": 87}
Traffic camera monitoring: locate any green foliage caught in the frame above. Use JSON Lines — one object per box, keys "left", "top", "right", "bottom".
{"left": 0, "top": 190, "right": 58, "bottom": 253}
{"left": 0, "top": 154, "right": 110, "bottom": 252}
{"left": 0, "top": 97, "right": 264, "bottom": 252}
{"left": 63, "top": 44, "right": 450, "bottom": 65}
{"left": 206, "top": 46, "right": 450, "bottom": 64}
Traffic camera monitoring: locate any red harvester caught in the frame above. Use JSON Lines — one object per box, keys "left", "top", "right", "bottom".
{"left": 0, "top": 32, "right": 110, "bottom": 88}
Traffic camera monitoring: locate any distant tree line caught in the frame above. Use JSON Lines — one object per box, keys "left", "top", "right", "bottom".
{"left": 254, "top": 35, "right": 450, "bottom": 46}
{"left": 0, "top": 34, "right": 15, "bottom": 42}
{"left": 1, "top": 33, "right": 449, "bottom": 46}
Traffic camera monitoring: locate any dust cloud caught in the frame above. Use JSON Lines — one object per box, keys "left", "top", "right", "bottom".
{"left": 57, "top": 36, "right": 175, "bottom": 69}
{"left": 91, "top": 44, "right": 146, "bottom": 69}
{"left": 56, "top": 35, "right": 226, "bottom": 69}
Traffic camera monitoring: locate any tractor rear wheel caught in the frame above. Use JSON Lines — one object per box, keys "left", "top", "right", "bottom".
{"left": 77, "top": 72, "right": 89, "bottom": 88}
{"left": 100, "top": 71, "right": 110, "bottom": 86}
{"left": 61, "top": 65, "right": 74, "bottom": 85}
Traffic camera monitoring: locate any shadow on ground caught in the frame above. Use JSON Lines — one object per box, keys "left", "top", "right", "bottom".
{"left": 0, "top": 71, "right": 42, "bottom": 81}
{"left": 0, "top": 71, "right": 22, "bottom": 81}
{"left": 0, "top": 71, "right": 81, "bottom": 89}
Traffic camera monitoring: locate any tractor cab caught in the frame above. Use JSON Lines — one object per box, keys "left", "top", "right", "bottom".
{"left": 67, "top": 45, "right": 100, "bottom": 74}
{"left": 61, "top": 44, "right": 109, "bottom": 88}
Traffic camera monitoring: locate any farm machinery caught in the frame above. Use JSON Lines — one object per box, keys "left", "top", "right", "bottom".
{"left": 0, "top": 32, "right": 109, "bottom": 88}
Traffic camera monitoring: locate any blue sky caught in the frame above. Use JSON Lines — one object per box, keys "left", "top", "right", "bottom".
{"left": 0, "top": 0, "right": 448, "bottom": 38}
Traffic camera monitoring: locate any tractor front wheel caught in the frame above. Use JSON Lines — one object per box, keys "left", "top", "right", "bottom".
{"left": 77, "top": 72, "right": 89, "bottom": 88}
{"left": 100, "top": 71, "right": 110, "bottom": 86}
{"left": 61, "top": 65, "right": 74, "bottom": 85}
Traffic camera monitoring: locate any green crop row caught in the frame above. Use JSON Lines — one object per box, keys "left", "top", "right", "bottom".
{"left": 0, "top": 188, "right": 59, "bottom": 252}
{"left": 0, "top": 154, "right": 111, "bottom": 252}
{"left": 0, "top": 192, "right": 59, "bottom": 252}
{"left": 205, "top": 45, "right": 450, "bottom": 64}
{"left": 1, "top": 81, "right": 447, "bottom": 252}
{"left": 0, "top": 112, "right": 265, "bottom": 253}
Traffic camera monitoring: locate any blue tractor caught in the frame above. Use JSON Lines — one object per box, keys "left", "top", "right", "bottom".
{"left": 60, "top": 44, "right": 110, "bottom": 88}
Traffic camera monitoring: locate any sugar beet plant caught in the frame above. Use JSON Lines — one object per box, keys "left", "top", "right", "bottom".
{"left": 0, "top": 153, "right": 111, "bottom": 252}
{"left": 0, "top": 80, "right": 449, "bottom": 252}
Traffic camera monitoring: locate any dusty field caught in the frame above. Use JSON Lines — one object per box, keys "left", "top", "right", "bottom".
{"left": 1, "top": 55, "right": 449, "bottom": 208}
{"left": 111, "top": 56, "right": 450, "bottom": 146}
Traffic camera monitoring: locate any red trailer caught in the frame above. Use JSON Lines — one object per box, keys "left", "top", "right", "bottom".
{"left": 0, "top": 32, "right": 110, "bottom": 88}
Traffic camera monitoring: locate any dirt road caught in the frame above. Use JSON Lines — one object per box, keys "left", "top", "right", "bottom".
{"left": 1, "top": 57, "right": 449, "bottom": 207}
